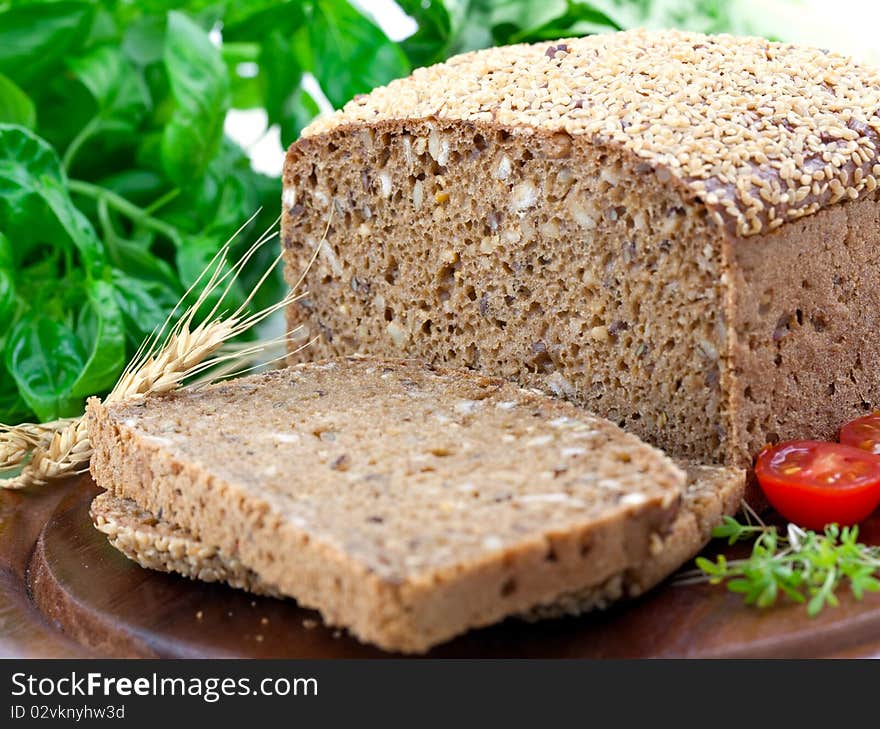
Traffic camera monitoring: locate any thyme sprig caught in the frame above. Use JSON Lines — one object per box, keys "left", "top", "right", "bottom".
{"left": 678, "top": 510, "right": 880, "bottom": 616}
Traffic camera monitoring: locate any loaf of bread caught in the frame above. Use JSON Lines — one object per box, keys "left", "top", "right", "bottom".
{"left": 90, "top": 461, "right": 743, "bottom": 629}
{"left": 281, "top": 29, "right": 880, "bottom": 469}
{"left": 88, "top": 357, "right": 695, "bottom": 653}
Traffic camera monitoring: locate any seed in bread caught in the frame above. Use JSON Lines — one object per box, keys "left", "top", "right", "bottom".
{"left": 87, "top": 357, "right": 686, "bottom": 653}
{"left": 281, "top": 29, "right": 880, "bottom": 481}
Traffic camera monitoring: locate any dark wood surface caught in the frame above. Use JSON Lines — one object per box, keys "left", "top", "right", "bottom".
{"left": 4, "top": 474, "right": 880, "bottom": 658}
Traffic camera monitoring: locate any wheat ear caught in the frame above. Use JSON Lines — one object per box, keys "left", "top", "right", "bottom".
{"left": 0, "top": 214, "right": 321, "bottom": 490}
{"left": 0, "top": 419, "right": 77, "bottom": 471}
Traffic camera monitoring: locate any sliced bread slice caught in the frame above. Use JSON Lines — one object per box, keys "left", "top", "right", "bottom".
{"left": 90, "top": 462, "right": 744, "bottom": 629}
{"left": 86, "top": 357, "right": 687, "bottom": 653}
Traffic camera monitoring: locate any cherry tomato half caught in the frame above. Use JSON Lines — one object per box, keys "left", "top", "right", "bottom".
{"left": 754, "top": 440, "right": 880, "bottom": 530}
{"left": 839, "top": 412, "right": 880, "bottom": 455}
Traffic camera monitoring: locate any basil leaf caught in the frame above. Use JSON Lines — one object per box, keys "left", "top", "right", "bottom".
{"left": 222, "top": 1, "right": 307, "bottom": 42}
{"left": 0, "top": 268, "right": 13, "bottom": 338}
{"left": 110, "top": 268, "right": 179, "bottom": 346}
{"left": 307, "top": 0, "right": 410, "bottom": 108}
{"left": 109, "top": 238, "right": 179, "bottom": 289}
{"left": 509, "top": 1, "right": 623, "bottom": 43}
{"left": 224, "top": 42, "right": 263, "bottom": 110}
{"left": 0, "top": 357, "right": 30, "bottom": 425}
{"left": 0, "top": 125, "right": 104, "bottom": 270}
{"left": 489, "top": 0, "right": 569, "bottom": 34}
{"left": 444, "top": 0, "right": 494, "bottom": 55}
{"left": 70, "top": 279, "right": 126, "bottom": 398}
{"left": 177, "top": 233, "right": 246, "bottom": 317}
{"left": 159, "top": 137, "right": 259, "bottom": 235}
{"left": 0, "top": 1, "right": 93, "bottom": 86}
{"left": 0, "top": 230, "right": 13, "bottom": 269}
{"left": 122, "top": 15, "right": 166, "bottom": 66}
{"left": 68, "top": 45, "right": 152, "bottom": 135}
{"left": 97, "top": 168, "right": 166, "bottom": 208}
{"left": 260, "top": 31, "right": 302, "bottom": 128}
{"left": 0, "top": 73, "right": 36, "bottom": 129}
{"left": 280, "top": 87, "right": 321, "bottom": 147}
{"left": 161, "top": 11, "right": 231, "bottom": 185}
{"left": 397, "top": 0, "right": 453, "bottom": 68}
{"left": 6, "top": 314, "right": 86, "bottom": 421}
{"left": 0, "top": 232, "right": 15, "bottom": 338}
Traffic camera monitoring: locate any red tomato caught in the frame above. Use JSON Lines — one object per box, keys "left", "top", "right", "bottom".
{"left": 839, "top": 412, "right": 880, "bottom": 455}
{"left": 754, "top": 440, "right": 880, "bottom": 530}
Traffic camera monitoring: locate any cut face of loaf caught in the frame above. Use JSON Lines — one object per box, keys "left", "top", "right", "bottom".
{"left": 281, "top": 29, "right": 880, "bottom": 468}
{"left": 89, "top": 462, "right": 744, "bottom": 631}
{"left": 87, "top": 357, "right": 686, "bottom": 653}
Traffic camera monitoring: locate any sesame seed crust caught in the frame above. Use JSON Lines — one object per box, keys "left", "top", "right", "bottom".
{"left": 303, "top": 29, "right": 880, "bottom": 237}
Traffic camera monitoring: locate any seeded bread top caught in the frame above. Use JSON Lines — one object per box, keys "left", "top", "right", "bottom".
{"left": 302, "top": 29, "right": 880, "bottom": 238}
{"left": 99, "top": 357, "right": 684, "bottom": 583}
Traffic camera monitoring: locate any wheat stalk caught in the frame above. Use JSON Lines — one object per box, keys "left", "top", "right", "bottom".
{"left": 0, "top": 212, "right": 323, "bottom": 490}
{"left": 0, "top": 419, "right": 77, "bottom": 471}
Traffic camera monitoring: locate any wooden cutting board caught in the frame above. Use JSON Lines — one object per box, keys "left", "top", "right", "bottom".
{"left": 4, "top": 474, "right": 880, "bottom": 658}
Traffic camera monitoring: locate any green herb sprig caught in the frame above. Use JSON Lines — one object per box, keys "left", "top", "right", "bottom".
{"left": 684, "top": 514, "right": 880, "bottom": 616}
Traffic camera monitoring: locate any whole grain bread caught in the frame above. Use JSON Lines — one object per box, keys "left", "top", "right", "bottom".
{"left": 89, "top": 461, "right": 744, "bottom": 628}
{"left": 280, "top": 29, "right": 880, "bottom": 478}
{"left": 87, "top": 357, "right": 687, "bottom": 653}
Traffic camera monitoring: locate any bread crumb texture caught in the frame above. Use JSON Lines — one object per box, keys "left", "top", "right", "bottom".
{"left": 304, "top": 29, "right": 880, "bottom": 236}
{"left": 87, "top": 357, "right": 690, "bottom": 652}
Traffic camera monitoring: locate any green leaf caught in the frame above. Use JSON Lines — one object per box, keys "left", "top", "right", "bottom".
{"left": 223, "top": 42, "right": 263, "bottom": 110}
{"left": 69, "top": 46, "right": 152, "bottom": 133}
{"left": 177, "top": 233, "right": 245, "bottom": 317}
{"left": 161, "top": 11, "right": 231, "bottom": 185}
{"left": 0, "top": 1, "right": 94, "bottom": 86}
{"left": 97, "top": 169, "right": 167, "bottom": 208}
{"left": 0, "top": 356, "right": 30, "bottom": 424}
{"left": 110, "top": 268, "right": 179, "bottom": 346}
{"left": 63, "top": 46, "right": 153, "bottom": 171}
{"left": 0, "top": 229, "right": 12, "bottom": 271}
{"left": 158, "top": 136, "right": 253, "bottom": 234}
{"left": 256, "top": 30, "right": 320, "bottom": 144}
{"left": 109, "top": 237, "right": 179, "bottom": 289}
{"left": 503, "top": 0, "right": 623, "bottom": 44}
{"left": 0, "top": 258, "right": 14, "bottom": 343}
{"left": 5, "top": 313, "right": 86, "bottom": 421}
{"left": 489, "top": 0, "right": 569, "bottom": 35}
{"left": 122, "top": 15, "right": 166, "bottom": 66}
{"left": 260, "top": 31, "right": 302, "bottom": 127}
{"left": 70, "top": 278, "right": 126, "bottom": 398}
{"left": 397, "top": 0, "right": 453, "bottom": 68}
{"left": 222, "top": 1, "right": 308, "bottom": 42}
{"left": 0, "top": 73, "right": 36, "bottom": 129}
{"left": 307, "top": 0, "right": 410, "bottom": 108}
{"left": 0, "top": 125, "right": 104, "bottom": 270}
{"left": 280, "top": 87, "right": 321, "bottom": 147}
